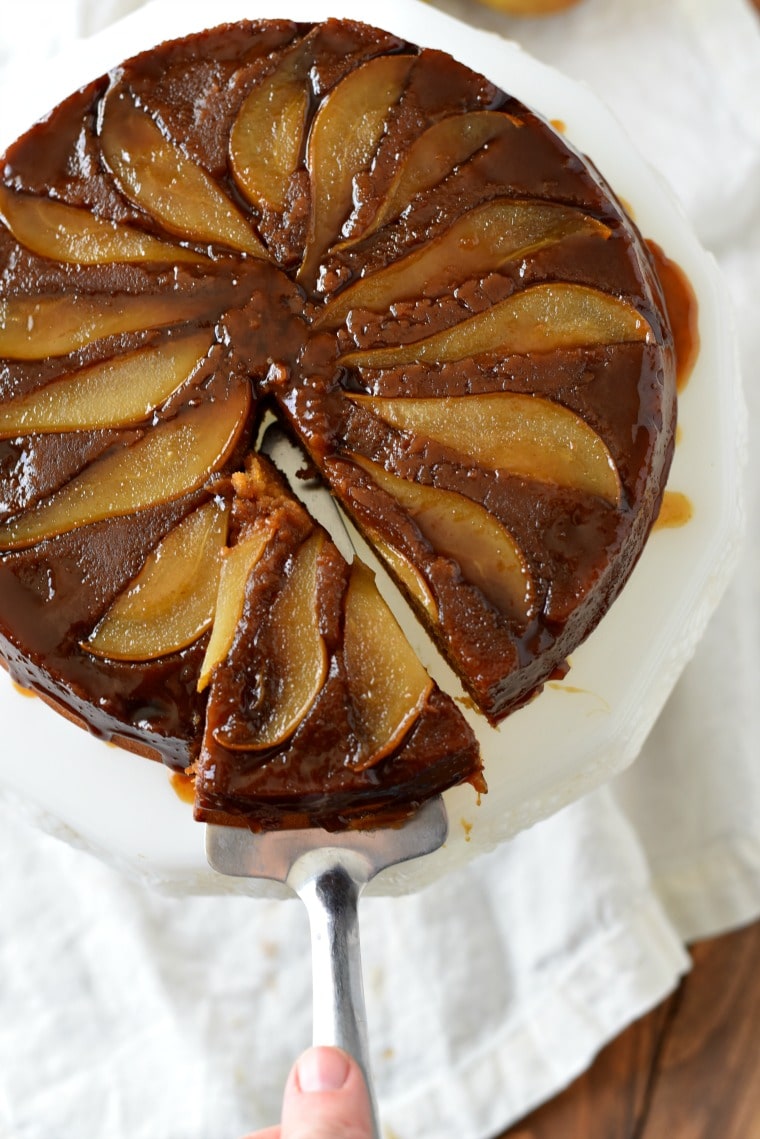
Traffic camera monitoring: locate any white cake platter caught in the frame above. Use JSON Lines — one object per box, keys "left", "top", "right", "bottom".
{"left": 0, "top": 0, "right": 745, "bottom": 895}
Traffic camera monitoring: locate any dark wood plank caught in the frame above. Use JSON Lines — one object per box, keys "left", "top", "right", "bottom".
{"left": 493, "top": 997, "right": 674, "bottom": 1138}
{"left": 494, "top": 921, "right": 760, "bottom": 1139}
{"left": 644, "top": 922, "right": 760, "bottom": 1138}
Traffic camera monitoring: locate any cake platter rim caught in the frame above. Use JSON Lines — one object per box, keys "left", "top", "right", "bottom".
{"left": 0, "top": 0, "right": 746, "bottom": 896}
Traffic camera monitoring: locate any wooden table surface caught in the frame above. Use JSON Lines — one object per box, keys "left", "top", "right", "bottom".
{"left": 494, "top": 919, "right": 760, "bottom": 1138}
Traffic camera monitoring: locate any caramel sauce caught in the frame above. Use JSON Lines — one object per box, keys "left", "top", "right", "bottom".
{"left": 461, "top": 818, "right": 473, "bottom": 842}
{"left": 547, "top": 681, "right": 610, "bottom": 713}
{"left": 169, "top": 771, "right": 196, "bottom": 805}
{"left": 619, "top": 197, "right": 636, "bottom": 221}
{"left": 654, "top": 490, "right": 693, "bottom": 531}
{"left": 11, "top": 679, "right": 34, "bottom": 698}
{"left": 550, "top": 118, "right": 566, "bottom": 134}
{"left": 647, "top": 240, "right": 700, "bottom": 391}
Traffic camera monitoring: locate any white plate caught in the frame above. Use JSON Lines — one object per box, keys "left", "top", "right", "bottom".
{"left": 0, "top": 0, "right": 745, "bottom": 895}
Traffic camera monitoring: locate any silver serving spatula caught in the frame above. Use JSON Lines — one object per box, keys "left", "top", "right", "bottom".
{"left": 206, "top": 799, "right": 448, "bottom": 1137}
{"left": 205, "top": 423, "right": 449, "bottom": 1137}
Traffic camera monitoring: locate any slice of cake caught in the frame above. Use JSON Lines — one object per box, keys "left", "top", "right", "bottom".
{"left": 193, "top": 453, "right": 482, "bottom": 831}
{"left": 0, "top": 18, "right": 677, "bottom": 829}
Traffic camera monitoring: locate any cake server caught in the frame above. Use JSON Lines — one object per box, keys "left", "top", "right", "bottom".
{"left": 205, "top": 423, "right": 449, "bottom": 1136}
{"left": 206, "top": 798, "right": 448, "bottom": 1138}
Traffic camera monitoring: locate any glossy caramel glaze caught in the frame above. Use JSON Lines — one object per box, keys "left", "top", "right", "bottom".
{"left": 0, "top": 19, "right": 678, "bottom": 828}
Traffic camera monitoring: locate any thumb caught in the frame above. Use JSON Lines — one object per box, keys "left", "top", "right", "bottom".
{"left": 280, "top": 1046, "right": 375, "bottom": 1139}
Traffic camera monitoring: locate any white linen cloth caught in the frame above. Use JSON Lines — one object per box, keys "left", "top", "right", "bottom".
{"left": 1, "top": 2, "right": 758, "bottom": 1137}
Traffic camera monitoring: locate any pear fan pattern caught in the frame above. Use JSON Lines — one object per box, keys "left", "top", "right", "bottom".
{"left": 0, "top": 20, "right": 675, "bottom": 828}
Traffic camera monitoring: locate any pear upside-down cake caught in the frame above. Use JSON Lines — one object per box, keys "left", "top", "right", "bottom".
{"left": 0, "top": 18, "right": 676, "bottom": 831}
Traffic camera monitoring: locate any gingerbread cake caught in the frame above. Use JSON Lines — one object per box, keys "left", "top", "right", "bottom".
{"left": 0, "top": 18, "right": 676, "bottom": 830}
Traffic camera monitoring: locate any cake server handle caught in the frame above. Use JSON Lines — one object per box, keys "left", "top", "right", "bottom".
{"left": 294, "top": 858, "right": 381, "bottom": 1139}
{"left": 208, "top": 791, "right": 447, "bottom": 1139}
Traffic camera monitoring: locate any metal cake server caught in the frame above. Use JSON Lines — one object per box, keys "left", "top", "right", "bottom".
{"left": 205, "top": 422, "right": 449, "bottom": 1136}
{"left": 206, "top": 799, "right": 448, "bottom": 1138}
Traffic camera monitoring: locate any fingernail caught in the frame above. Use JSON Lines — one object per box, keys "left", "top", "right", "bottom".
{"left": 296, "top": 1047, "right": 351, "bottom": 1093}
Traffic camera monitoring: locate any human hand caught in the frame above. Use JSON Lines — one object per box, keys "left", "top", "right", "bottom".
{"left": 243, "top": 1045, "right": 375, "bottom": 1139}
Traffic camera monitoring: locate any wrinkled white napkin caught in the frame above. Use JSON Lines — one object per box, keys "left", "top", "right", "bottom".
{"left": 1, "top": 2, "right": 759, "bottom": 1138}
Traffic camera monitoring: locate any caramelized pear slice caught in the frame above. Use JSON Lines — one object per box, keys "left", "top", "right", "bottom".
{"left": 212, "top": 532, "right": 329, "bottom": 750}
{"left": 197, "top": 526, "right": 271, "bottom": 692}
{"left": 346, "top": 111, "right": 516, "bottom": 243}
{"left": 0, "top": 290, "right": 218, "bottom": 361}
{"left": 0, "top": 331, "right": 212, "bottom": 438}
{"left": 363, "top": 529, "right": 438, "bottom": 621}
{"left": 251, "top": 532, "right": 328, "bottom": 748}
{"left": 0, "top": 381, "right": 250, "bottom": 550}
{"left": 351, "top": 392, "right": 621, "bottom": 504}
{"left": 84, "top": 499, "right": 229, "bottom": 661}
{"left": 100, "top": 89, "right": 267, "bottom": 257}
{"left": 341, "top": 283, "right": 651, "bottom": 367}
{"left": 230, "top": 44, "right": 311, "bottom": 212}
{"left": 0, "top": 184, "right": 203, "bottom": 265}
{"left": 351, "top": 455, "right": 536, "bottom": 625}
{"left": 344, "top": 560, "right": 433, "bottom": 769}
{"left": 320, "top": 199, "right": 606, "bottom": 327}
{"left": 299, "top": 54, "right": 414, "bottom": 287}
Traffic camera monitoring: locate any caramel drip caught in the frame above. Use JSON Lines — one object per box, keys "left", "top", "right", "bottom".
{"left": 619, "top": 197, "right": 636, "bottom": 221}
{"left": 654, "top": 490, "right": 693, "bottom": 531}
{"left": 647, "top": 240, "right": 700, "bottom": 391}
{"left": 169, "top": 771, "right": 195, "bottom": 804}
